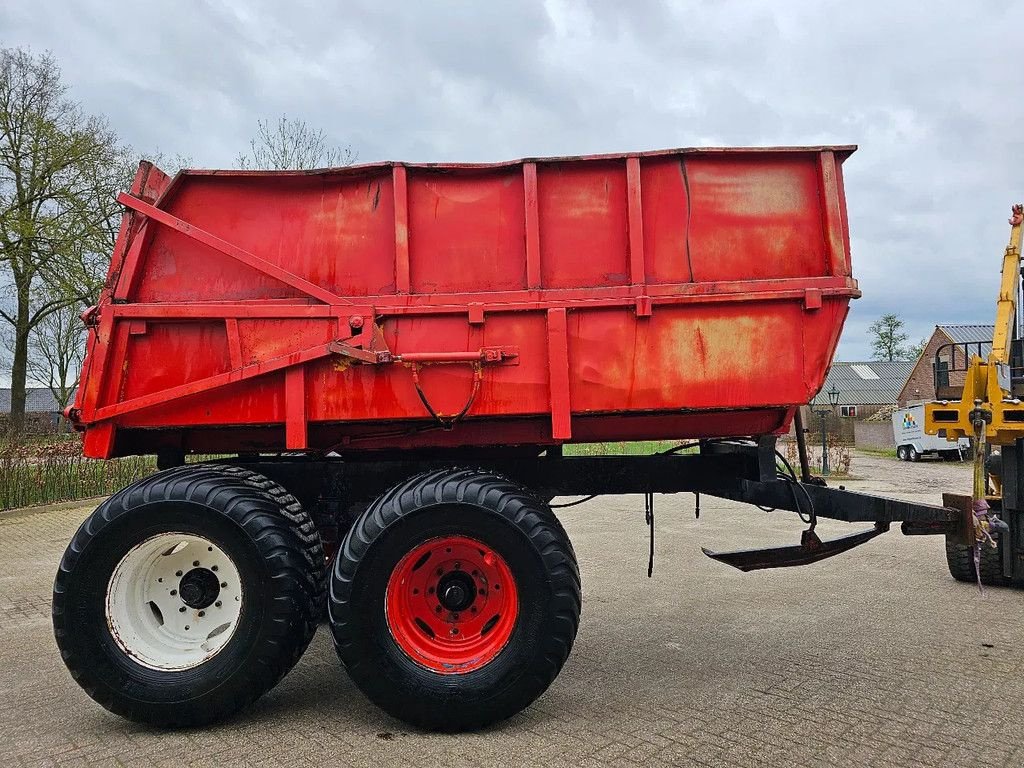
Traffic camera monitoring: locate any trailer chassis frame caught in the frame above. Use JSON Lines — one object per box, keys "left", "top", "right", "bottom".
{"left": 228, "top": 437, "right": 964, "bottom": 572}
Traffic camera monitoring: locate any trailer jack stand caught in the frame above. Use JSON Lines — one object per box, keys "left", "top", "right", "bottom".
{"left": 701, "top": 522, "right": 890, "bottom": 572}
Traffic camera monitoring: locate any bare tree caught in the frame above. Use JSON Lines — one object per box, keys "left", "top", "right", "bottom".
{"left": 0, "top": 48, "right": 126, "bottom": 431}
{"left": 27, "top": 298, "right": 85, "bottom": 411}
{"left": 236, "top": 116, "right": 355, "bottom": 170}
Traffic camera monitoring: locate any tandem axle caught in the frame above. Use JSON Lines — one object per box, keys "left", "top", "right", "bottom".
{"left": 53, "top": 437, "right": 980, "bottom": 732}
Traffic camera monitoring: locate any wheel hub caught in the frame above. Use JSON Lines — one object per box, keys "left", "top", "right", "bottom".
{"left": 437, "top": 571, "right": 476, "bottom": 612}
{"left": 385, "top": 535, "right": 519, "bottom": 674}
{"left": 178, "top": 568, "right": 221, "bottom": 610}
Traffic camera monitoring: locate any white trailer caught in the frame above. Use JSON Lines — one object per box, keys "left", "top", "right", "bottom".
{"left": 892, "top": 404, "right": 970, "bottom": 461}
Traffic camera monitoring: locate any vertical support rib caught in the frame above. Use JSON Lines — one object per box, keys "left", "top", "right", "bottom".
{"left": 112, "top": 221, "right": 149, "bottom": 302}
{"left": 83, "top": 422, "right": 116, "bottom": 459}
{"left": 546, "top": 308, "right": 572, "bottom": 440}
{"left": 225, "top": 318, "right": 243, "bottom": 368}
{"left": 285, "top": 366, "right": 307, "bottom": 450}
{"left": 393, "top": 164, "right": 411, "bottom": 293}
{"left": 817, "top": 151, "right": 847, "bottom": 277}
{"left": 524, "top": 162, "right": 541, "bottom": 289}
{"left": 626, "top": 156, "right": 645, "bottom": 286}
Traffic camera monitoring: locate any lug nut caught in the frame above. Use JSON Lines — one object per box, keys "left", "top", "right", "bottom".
{"left": 198, "top": 611, "right": 205, "bottom": 617}
{"left": 170, "top": 589, "right": 178, "bottom": 596}
{"left": 215, "top": 601, "right": 222, "bottom": 608}
{"left": 192, "top": 560, "right": 200, "bottom": 567}
{"left": 221, "top": 582, "right": 227, "bottom": 588}
{"left": 212, "top": 565, "right": 218, "bottom": 572}
{"left": 175, "top": 570, "right": 183, "bottom": 577}
{"left": 179, "top": 607, "right": 186, "bottom": 613}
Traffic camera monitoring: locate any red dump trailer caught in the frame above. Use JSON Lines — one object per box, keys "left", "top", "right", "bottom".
{"left": 54, "top": 147, "right": 962, "bottom": 731}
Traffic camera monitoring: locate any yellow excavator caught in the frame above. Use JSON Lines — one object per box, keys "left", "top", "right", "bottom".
{"left": 925, "top": 204, "right": 1023, "bottom": 585}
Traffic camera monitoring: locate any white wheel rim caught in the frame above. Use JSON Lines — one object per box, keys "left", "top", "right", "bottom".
{"left": 106, "top": 532, "right": 244, "bottom": 671}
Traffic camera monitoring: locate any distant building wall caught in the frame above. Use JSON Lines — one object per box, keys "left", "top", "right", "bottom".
{"left": 854, "top": 421, "right": 893, "bottom": 451}
{"left": 796, "top": 404, "right": 885, "bottom": 443}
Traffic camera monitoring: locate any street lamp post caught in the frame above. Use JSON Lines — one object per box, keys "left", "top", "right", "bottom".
{"left": 811, "top": 385, "right": 841, "bottom": 475}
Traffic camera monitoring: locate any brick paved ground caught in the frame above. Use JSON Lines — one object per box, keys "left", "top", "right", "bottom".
{"left": 2, "top": 452, "right": 1022, "bottom": 767}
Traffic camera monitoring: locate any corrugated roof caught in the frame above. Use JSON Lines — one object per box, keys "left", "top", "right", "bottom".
{"left": 818, "top": 361, "right": 915, "bottom": 405}
{"left": 938, "top": 324, "right": 995, "bottom": 344}
{"left": 0, "top": 388, "right": 66, "bottom": 413}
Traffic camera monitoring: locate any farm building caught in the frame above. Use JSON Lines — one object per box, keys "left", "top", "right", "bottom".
{"left": 0, "top": 388, "right": 68, "bottom": 432}
{"left": 798, "top": 360, "right": 914, "bottom": 443}
{"left": 897, "top": 324, "right": 994, "bottom": 406}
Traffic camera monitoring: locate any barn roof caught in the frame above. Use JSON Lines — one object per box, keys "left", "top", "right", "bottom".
{"left": 819, "top": 361, "right": 915, "bottom": 406}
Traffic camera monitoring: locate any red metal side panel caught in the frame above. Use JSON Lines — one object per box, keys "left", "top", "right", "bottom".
{"left": 70, "top": 146, "right": 861, "bottom": 459}
{"left": 686, "top": 154, "right": 828, "bottom": 282}
{"left": 136, "top": 174, "right": 398, "bottom": 301}
{"left": 640, "top": 157, "right": 693, "bottom": 285}
{"left": 408, "top": 169, "right": 527, "bottom": 293}
{"left": 538, "top": 161, "right": 630, "bottom": 289}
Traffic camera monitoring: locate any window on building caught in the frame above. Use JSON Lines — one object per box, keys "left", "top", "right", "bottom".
{"left": 934, "top": 358, "right": 950, "bottom": 388}
{"left": 839, "top": 405, "right": 857, "bottom": 418}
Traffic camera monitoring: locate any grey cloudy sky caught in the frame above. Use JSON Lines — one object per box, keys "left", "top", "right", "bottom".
{"left": 4, "top": 0, "right": 1022, "bottom": 361}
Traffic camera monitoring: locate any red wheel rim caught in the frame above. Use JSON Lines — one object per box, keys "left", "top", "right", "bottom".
{"left": 385, "top": 535, "right": 519, "bottom": 674}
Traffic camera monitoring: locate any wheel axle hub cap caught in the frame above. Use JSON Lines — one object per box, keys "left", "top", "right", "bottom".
{"left": 179, "top": 568, "right": 221, "bottom": 610}
{"left": 385, "top": 535, "right": 519, "bottom": 674}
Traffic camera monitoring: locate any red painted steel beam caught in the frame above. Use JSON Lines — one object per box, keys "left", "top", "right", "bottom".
{"left": 106, "top": 276, "right": 860, "bottom": 321}
{"left": 626, "top": 156, "right": 645, "bottom": 286}
{"left": 92, "top": 341, "right": 337, "bottom": 422}
{"left": 285, "top": 367, "right": 307, "bottom": 449}
{"left": 816, "top": 152, "right": 848, "bottom": 277}
{"left": 116, "top": 193, "right": 348, "bottom": 306}
{"left": 546, "top": 308, "right": 572, "bottom": 440}
{"left": 524, "top": 163, "right": 541, "bottom": 289}
{"left": 393, "top": 165, "right": 411, "bottom": 293}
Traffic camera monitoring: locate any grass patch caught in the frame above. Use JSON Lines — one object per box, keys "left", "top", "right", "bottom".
{"left": 0, "top": 437, "right": 156, "bottom": 511}
{"left": 563, "top": 440, "right": 693, "bottom": 456}
{"left": 859, "top": 448, "right": 898, "bottom": 459}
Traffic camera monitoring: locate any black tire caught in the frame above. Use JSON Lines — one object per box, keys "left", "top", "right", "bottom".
{"left": 908, "top": 446, "right": 920, "bottom": 462}
{"left": 52, "top": 464, "right": 325, "bottom": 727}
{"left": 329, "top": 469, "right": 581, "bottom": 731}
{"left": 896, "top": 446, "right": 907, "bottom": 461}
{"left": 944, "top": 538, "right": 1006, "bottom": 585}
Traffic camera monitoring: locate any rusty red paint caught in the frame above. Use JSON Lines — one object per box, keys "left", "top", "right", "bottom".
{"left": 71, "top": 147, "right": 860, "bottom": 458}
